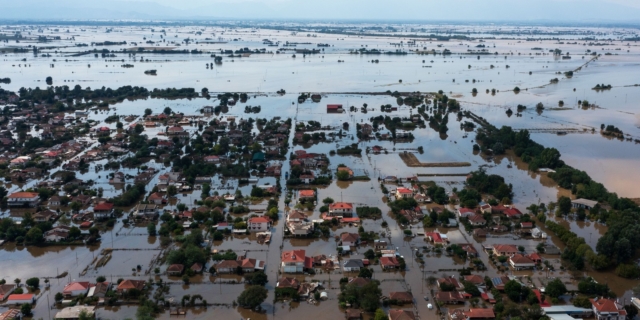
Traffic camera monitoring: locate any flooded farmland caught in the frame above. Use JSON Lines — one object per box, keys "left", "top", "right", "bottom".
{"left": 0, "top": 21, "right": 640, "bottom": 320}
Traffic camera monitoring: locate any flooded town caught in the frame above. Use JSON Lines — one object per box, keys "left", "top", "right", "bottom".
{"left": 1, "top": 3, "right": 640, "bottom": 320}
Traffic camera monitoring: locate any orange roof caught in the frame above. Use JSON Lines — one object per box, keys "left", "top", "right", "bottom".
{"left": 7, "top": 294, "right": 34, "bottom": 300}
{"left": 389, "top": 310, "right": 416, "bottom": 320}
{"left": 63, "top": 281, "right": 90, "bottom": 292}
{"left": 329, "top": 202, "right": 353, "bottom": 210}
{"left": 8, "top": 192, "right": 38, "bottom": 199}
{"left": 510, "top": 254, "right": 534, "bottom": 264}
{"left": 464, "top": 308, "right": 495, "bottom": 319}
{"left": 298, "top": 190, "right": 315, "bottom": 197}
{"left": 94, "top": 203, "right": 114, "bottom": 211}
{"left": 591, "top": 298, "right": 627, "bottom": 314}
{"left": 117, "top": 280, "right": 145, "bottom": 290}
{"left": 396, "top": 187, "right": 413, "bottom": 194}
{"left": 282, "top": 249, "right": 306, "bottom": 263}
{"left": 249, "top": 216, "right": 271, "bottom": 224}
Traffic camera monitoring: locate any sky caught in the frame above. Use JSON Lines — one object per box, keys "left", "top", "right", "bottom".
{"left": 1, "top": 0, "right": 640, "bottom": 23}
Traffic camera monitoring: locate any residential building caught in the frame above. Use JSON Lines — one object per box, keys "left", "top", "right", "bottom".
{"left": 328, "top": 202, "right": 354, "bottom": 218}
{"left": 116, "top": 280, "right": 146, "bottom": 294}
{"left": 0, "top": 309, "right": 22, "bottom": 320}
{"left": 87, "top": 282, "right": 111, "bottom": 298}
{"left": 435, "top": 291, "right": 465, "bottom": 304}
{"left": 7, "top": 294, "right": 35, "bottom": 305}
{"left": 0, "top": 284, "right": 16, "bottom": 301}
{"left": 148, "top": 192, "right": 165, "bottom": 205}
{"left": 327, "top": 104, "right": 344, "bottom": 113}
{"left": 63, "top": 281, "right": 91, "bottom": 297}
{"left": 281, "top": 249, "right": 311, "bottom": 273}
{"left": 468, "top": 214, "right": 487, "bottom": 226}
{"left": 298, "top": 189, "right": 316, "bottom": 201}
{"left": 167, "top": 264, "right": 185, "bottom": 276}
{"left": 509, "top": 254, "right": 535, "bottom": 270}
{"left": 340, "top": 233, "right": 359, "bottom": 247}
{"left": 395, "top": 187, "right": 413, "bottom": 199}
{"left": 248, "top": 216, "right": 272, "bottom": 232}
{"left": 438, "top": 277, "right": 464, "bottom": 291}
{"left": 93, "top": 202, "right": 114, "bottom": 219}
{"left": 55, "top": 306, "right": 95, "bottom": 320}
{"left": 134, "top": 204, "right": 159, "bottom": 219}
{"left": 591, "top": 297, "right": 626, "bottom": 320}
{"left": 457, "top": 207, "right": 476, "bottom": 218}
{"left": 380, "top": 256, "right": 400, "bottom": 270}
{"left": 389, "top": 310, "right": 416, "bottom": 320}
{"left": 7, "top": 192, "right": 39, "bottom": 207}
{"left": 389, "top": 291, "right": 413, "bottom": 304}
{"left": 492, "top": 244, "right": 518, "bottom": 256}
{"left": 343, "top": 259, "right": 364, "bottom": 272}
{"left": 572, "top": 198, "right": 598, "bottom": 210}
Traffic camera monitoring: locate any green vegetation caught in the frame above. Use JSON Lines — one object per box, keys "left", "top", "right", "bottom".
{"left": 237, "top": 286, "right": 268, "bottom": 309}
{"left": 338, "top": 279, "right": 381, "bottom": 312}
{"left": 355, "top": 207, "right": 382, "bottom": 219}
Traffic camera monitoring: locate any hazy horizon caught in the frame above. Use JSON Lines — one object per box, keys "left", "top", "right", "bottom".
{"left": 2, "top": 0, "right": 640, "bottom": 24}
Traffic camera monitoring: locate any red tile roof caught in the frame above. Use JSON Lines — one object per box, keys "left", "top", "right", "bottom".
{"left": 94, "top": 203, "right": 114, "bottom": 211}
{"left": 329, "top": 202, "right": 353, "bottom": 210}
{"left": 8, "top": 192, "right": 38, "bottom": 199}
{"left": 298, "top": 190, "right": 315, "bottom": 197}
{"left": 282, "top": 250, "right": 306, "bottom": 263}
{"left": 591, "top": 298, "right": 626, "bottom": 315}
{"left": 464, "top": 308, "right": 495, "bottom": 319}
{"left": 249, "top": 216, "right": 271, "bottom": 224}
{"left": 7, "top": 294, "right": 34, "bottom": 301}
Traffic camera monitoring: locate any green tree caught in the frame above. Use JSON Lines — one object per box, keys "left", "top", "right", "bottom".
{"left": 557, "top": 196, "right": 572, "bottom": 215}
{"left": 25, "top": 277, "right": 40, "bottom": 289}
{"left": 163, "top": 107, "right": 172, "bottom": 115}
{"left": 504, "top": 280, "right": 523, "bottom": 302}
{"left": 144, "top": 108, "right": 153, "bottom": 116}
{"left": 237, "top": 285, "right": 268, "bottom": 309}
{"left": 20, "top": 303, "right": 32, "bottom": 316}
{"left": 374, "top": 309, "right": 386, "bottom": 320}
{"left": 69, "top": 226, "right": 81, "bottom": 239}
{"left": 337, "top": 170, "right": 350, "bottom": 181}
{"left": 147, "top": 223, "right": 156, "bottom": 236}
{"left": 358, "top": 268, "right": 373, "bottom": 279}
{"left": 96, "top": 276, "right": 106, "bottom": 283}
{"left": 545, "top": 279, "right": 567, "bottom": 298}
{"left": 25, "top": 227, "right": 43, "bottom": 243}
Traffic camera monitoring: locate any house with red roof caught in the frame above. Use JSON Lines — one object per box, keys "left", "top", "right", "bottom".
{"left": 298, "top": 189, "right": 316, "bottom": 200}
{"left": 526, "top": 253, "right": 542, "bottom": 264}
{"left": 468, "top": 214, "right": 487, "bottom": 226}
{"left": 438, "top": 277, "right": 464, "bottom": 291}
{"left": 328, "top": 202, "right": 354, "bottom": 218}
{"left": 464, "top": 308, "right": 496, "bottom": 319}
{"left": 457, "top": 207, "right": 476, "bottom": 218}
{"left": 509, "top": 254, "right": 535, "bottom": 270}
{"left": 380, "top": 256, "right": 401, "bottom": 270}
{"left": 591, "top": 297, "right": 626, "bottom": 320}
{"left": 93, "top": 202, "right": 114, "bottom": 219}
{"left": 116, "top": 280, "right": 146, "bottom": 293}
{"left": 327, "top": 104, "right": 344, "bottom": 113}
{"left": 7, "top": 192, "right": 39, "bottom": 207}
{"left": 492, "top": 244, "right": 518, "bottom": 256}
{"left": 504, "top": 207, "right": 523, "bottom": 219}
{"left": 148, "top": 192, "right": 166, "bottom": 205}
{"left": 389, "top": 310, "right": 416, "bottom": 320}
{"left": 435, "top": 291, "right": 465, "bottom": 304}
{"left": 281, "top": 249, "right": 312, "bottom": 273}
{"left": 248, "top": 216, "right": 272, "bottom": 232}
{"left": 426, "top": 232, "right": 446, "bottom": 245}
{"left": 395, "top": 187, "right": 414, "bottom": 199}
{"left": 0, "top": 284, "right": 16, "bottom": 301}
{"left": 63, "top": 281, "right": 91, "bottom": 297}
{"left": 7, "top": 294, "right": 34, "bottom": 305}
{"left": 340, "top": 233, "right": 360, "bottom": 247}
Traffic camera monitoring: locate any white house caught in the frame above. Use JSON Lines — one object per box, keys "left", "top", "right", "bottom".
{"left": 248, "top": 216, "right": 271, "bottom": 232}
{"left": 7, "top": 294, "right": 35, "bottom": 305}
{"left": 343, "top": 259, "right": 364, "bottom": 272}
{"left": 457, "top": 207, "right": 476, "bottom": 218}
{"left": 340, "top": 232, "right": 359, "bottom": 247}
{"left": 328, "top": 202, "right": 353, "bottom": 217}
{"left": 508, "top": 254, "right": 535, "bottom": 270}
{"left": 591, "top": 297, "right": 626, "bottom": 320}
{"left": 281, "top": 249, "right": 310, "bottom": 273}
{"left": 395, "top": 187, "right": 413, "bottom": 199}
{"left": 7, "top": 192, "right": 39, "bottom": 207}
{"left": 63, "top": 282, "right": 91, "bottom": 297}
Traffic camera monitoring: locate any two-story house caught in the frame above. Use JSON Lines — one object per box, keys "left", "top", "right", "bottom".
{"left": 281, "top": 249, "right": 311, "bottom": 273}
{"left": 248, "top": 216, "right": 272, "bottom": 232}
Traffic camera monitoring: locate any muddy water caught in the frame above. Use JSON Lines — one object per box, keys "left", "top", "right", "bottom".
{"left": 1, "top": 24, "right": 640, "bottom": 319}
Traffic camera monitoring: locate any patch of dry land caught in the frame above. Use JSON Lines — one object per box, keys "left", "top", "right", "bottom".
{"left": 399, "top": 152, "right": 471, "bottom": 167}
